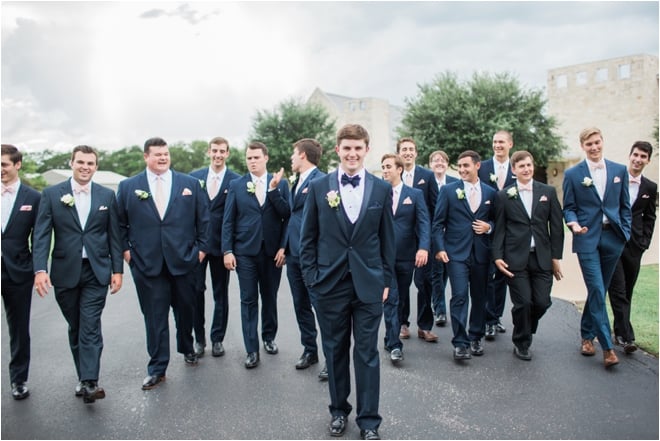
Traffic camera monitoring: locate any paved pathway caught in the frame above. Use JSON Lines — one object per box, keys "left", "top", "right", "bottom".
{"left": 2, "top": 257, "right": 658, "bottom": 439}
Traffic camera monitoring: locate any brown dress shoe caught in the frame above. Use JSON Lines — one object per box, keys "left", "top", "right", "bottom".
{"left": 417, "top": 329, "right": 439, "bottom": 342}
{"left": 581, "top": 339, "right": 596, "bottom": 356}
{"left": 603, "top": 349, "right": 619, "bottom": 368}
{"left": 399, "top": 325, "right": 410, "bottom": 339}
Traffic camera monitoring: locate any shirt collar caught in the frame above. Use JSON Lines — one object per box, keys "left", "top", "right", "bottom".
{"left": 298, "top": 166, "right": 316, "bottom": 186}
{"left": 337, "top": 167, "right": 365, "bottom": 184}
{"left": 147, "top": 169, "right": 171, "bottom": 182}
{"left": 250, "top": 173, "right": 266, "bottom": 183}
{"left": 393, "top": 182, "right": 403, "bottom": 194}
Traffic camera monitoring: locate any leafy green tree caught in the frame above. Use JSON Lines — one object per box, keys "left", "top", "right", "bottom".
{"left": 19, "top": 155, "right": 48, "bottom": 191}
{"left": 248, "top": 97, "right": 337, "bottom": 175}
{"left": 168, "top": 140, "right": 208, "bottom": 174}
{"left": 226, "top": 147, "right": 247, "bottom": 175}
{"left": 36, "top": 150, "right": 71, "bottom": 173}
{"left": 399, "top": 71, "right": 566, "bottom": 168}
{"left": 98, "top": 145, "right": 144, "bottom": 177}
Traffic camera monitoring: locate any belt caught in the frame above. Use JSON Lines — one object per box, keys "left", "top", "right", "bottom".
{"left": 602, "top": 223, "right": 612, "bottom": 230}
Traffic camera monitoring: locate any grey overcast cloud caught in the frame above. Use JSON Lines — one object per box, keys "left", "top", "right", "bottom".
{"left": 1, "top": 1, "right": 658, "bottom": 153}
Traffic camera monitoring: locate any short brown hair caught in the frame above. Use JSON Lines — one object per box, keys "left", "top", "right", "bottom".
{"left": 396, "top": 137, "right": 416, "bottom": 153}
{"left": 293, "top": 138, "right": 323, "bottom": 166}
{"left": 336, "top": 124, "right": 369, "bottom": 147}
{"left": 429, "top": 150, "right": 449, "bottom": 164}
{"left": 511, "top": 150, "right": 534, "bottom": 166}
{"left": 71, "top": 145, "right": 98, "bottom": 164}
{"left": 1, "top": 144, "right": 22, "bottom": 164}
{"left": 247, "top": 141, "right": 268, "bottom": 156}
{"left": 579, "top": 127, "right": 602, "bottom": 144}
{"left": 381, "top": 153, "right": 404, "bottom": 170}
{"left": 144, "top": 137, "right": 167, "bottom": 153}
{"left": 457, "top": 150, "right": 481, "bottom": 164}
{"left": 494, "top": 130, "right": 513, "bottom": 142}
{"left": 209, "top": 137, "right": 229, "bottom": 148}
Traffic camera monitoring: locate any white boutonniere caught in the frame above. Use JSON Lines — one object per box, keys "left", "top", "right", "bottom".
{"left": 199, "top": 179, "right": 205, "bottom": 189}
{"left": 490, "top": 173, "right": 498, "bottom": 183}
{"left": 247, "top": 182, "right": 256, "bottom": 194}
{"left": 135, "top": 189, "right": 150, "bottom": 200}
{"left": 289, "top": 174, "right": 297, "bottom": 187}
{"left": 326, "top": 190, "right": 341, "bottom": 209}
{"left": 456, "top": 188, "right": 466, "bottom": 200}
{"left": 507, "top": 187, "right": 518, "bottom": 199}
{"left": 60, "top": 194, "right": 75, "bottom": 207}
{"left": 582, "top": 177, "right": 593, "bottom": 187}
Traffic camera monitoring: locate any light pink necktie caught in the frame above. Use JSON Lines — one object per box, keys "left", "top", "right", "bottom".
{"left": 392, "top": 189, "right": 399, "bottom": 215}
{"left": 208, "top": 176, "right": 219, "bottom": 199}
{"left": 154, "top": 176, "right": 166, "bottom": 218}
{"left": 469, "top": 186, "right": 479, "bottom": 212}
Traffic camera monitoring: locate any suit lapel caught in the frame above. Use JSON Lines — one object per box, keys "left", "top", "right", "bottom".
{"left": 351, "top": 173, "right": 373, "bottom": 238}
{"left": 61, "top": 179, "right": 83, "bottom": 230}
{"left": 329, "top": 172, "right": 350, "bottom": 241}
{"left": 5, "top": 185, "right": 27, "bottom": 231}
{"left": 530, "top": 182, "right": 541, "bottom": 218}
{"left": 395, "top": 185, "right": 406, "bottom": 216}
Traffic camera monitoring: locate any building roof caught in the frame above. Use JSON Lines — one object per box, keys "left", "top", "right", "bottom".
{"left": 42, "top": 169, "right": 127, "bottom": 187}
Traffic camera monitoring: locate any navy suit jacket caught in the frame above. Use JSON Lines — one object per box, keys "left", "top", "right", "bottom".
{"left": 285, "top": 168, "right": 325, "bottom": 260}
{"left": 492, "top": 181, "right": 564, "bottom": 271}
{"left": 628, "top": 175, "right": 657, "bottom": 253}
{"left": 33, "top": 179, "right": 123, "bottom": 288}
{"left": 432, "top": 180, "right": 496, "bottom": 264}
{"left": 409, "top": 165, "right": 437, "bottom": 218}
{"left": 189, "top": 167, "right": 240, "bottom": 257}
{"left": 299, "top": 171, "right": 396, "bottom": 303}
{"left": 117, "top": 170, "right": 210, "bottom": 277}
{"left": 1, "top": 183, "right": 40, "bottom": 284}
{"left": 393, "top": 185, "right": 430, "bottom": 264}
{"left": 478, "top": 158, "right": 516, "bottom": 190}
{"left": 563, "top": 159, "right": 632, "bottom": 253}
{"left": 222, "top": 173, "right": 291, "bottom": 257}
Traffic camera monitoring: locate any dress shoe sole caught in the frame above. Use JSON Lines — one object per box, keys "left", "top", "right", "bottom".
{"left": 142, "top": 377, "right": 166, "bottom": 390}
{"left": 485, "top": 334, "right": 496, "bottom": 341}
{"left": 12, "top": 391, "right": 29, "bottom": 400}
{"left": 624, "top": 344, "right": 638, "bottom": 354}
{"left": 581, "top": 349, "right": 596, "bottom": 356}
{"left": 513, "top": 348, "right": 532, "bottom": 361}
{"left": 212, "top": 351, "right": 225, "bottom": 357}
{"left": 295, "top": 359, "right": 318, "bottom": 370}
{"left": 604, "top": 360, "right": 619, "bottom": 368}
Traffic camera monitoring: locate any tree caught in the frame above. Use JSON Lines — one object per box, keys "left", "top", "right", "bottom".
{"left": 226, "top": 147, "right": 247, "bottom": 175}
{"left": 36, "top": 150, "right": 71, "bottom": 173}
{"left": 98, "top": 145, "right": 144, "bottom": 177}
{"left": 168, "top": 140, "right": 208, "bottom": 174}
{"left": 248, "top": 97, "right": 337, "bottom": 175}
{"left": 399, "top": 71, "right": 566, "bottom": 168}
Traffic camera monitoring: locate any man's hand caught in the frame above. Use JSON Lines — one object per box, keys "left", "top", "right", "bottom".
{"left": 382, "top": 286, "right": 389, "bottom": 303}
{"left": 110, "top": 273, "right": 123, "bottom": 294}
{"left": 435, "top": 250, "right": 449, "bottom": 263}
{"left": 269, "top": 168, "right": 285, "bottom": 190}
{"left": 552, "top": 259, "right": 563, "bottom": 281}
{"left": 198, "top": 251, "right": 206, "bottom": 263}
{"left": 567, "top": 221, "right": 588, "bottom": 235}
{"left": 495, "top": 258, "right": 514, "bottom": 278}
{"left": 274, "top": 248, "right": 286, "bottom": 268}
{"left": 123, "top": 250, "right": 131, "bottom": 264}
{"left": 414, "top": 249, "right": 428, "bottom": 268}
{"left": 472, "top": 220, "right": 490, "bottom": 235}
{"left": 34, "top": 272, "right": 52, "bottom": 297}
{"left": 224, "top": 253, "right": 236, "bottom": 271}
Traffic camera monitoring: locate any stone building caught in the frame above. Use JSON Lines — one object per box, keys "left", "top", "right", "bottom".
{"left": 307, "top": 87, "right": 403, "bottom": 173}
{"left": 546, "top": 54, "right": 659, "bottom": 199}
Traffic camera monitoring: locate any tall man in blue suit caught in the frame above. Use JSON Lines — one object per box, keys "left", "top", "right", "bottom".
{"left": 381, "top": 153, "right": 430, "bottom": 364}
{"left": 33, "top": 145, "right": 123, "bottom": 403}
{"left": 396, "top": 137, "right": 437, "bottom": 343}
{"left": 433, "top": 150, "right": 496, "bottom": 361}
{"left": 2, "top": 145, "right": 40, "bottom": 400}
{"left": 283, "top": 138, "right": 325, "bottom": 371}
{"left": 222, "top": 141, "right": 290, "bottom": 369}
{"left": 563, "top": 127, "right": 631, "bottom": 369}
{"left": 189, "top": 137, "right": 240, "bottom": 358}
{"left": 301, "top": 124, "right": 395, "bottom": 440}
{"left": 117, "top": 137, "right": 210, "bottom": 390}
{"left": 478, "top": 130, "right": 517, "bottom": 340}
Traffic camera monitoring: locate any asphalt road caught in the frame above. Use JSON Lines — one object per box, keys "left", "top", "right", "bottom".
{"left": 2, "top": 264, "right": 658, "bottom": 440}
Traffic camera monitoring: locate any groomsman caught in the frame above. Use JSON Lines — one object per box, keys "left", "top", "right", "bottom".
{"left": 478, "top": 130, "right": 516, "bottom": 340}
{"left": 381, "top": 153, "right": 430, "bottom": 364}
{"left": 433, "top": 150, "right": 496, "bottom": 360}
{"left": 1, "top": 145, "right": 40, "bottom": 400}
{"left": 33, "top": 145, "right": 123, "bottom": 403}
{"left": 396, "top": 138, "right": 437, "bottom": 343}
{"left": 117, "top": 137, "right": 210, "bottom": 389}
{"left": 301, "top": 124, "right": 395, "bottom": 440}
{"left": 608, "top": 141, "right": 657, "bottom": 354}
{"left": 222, "top": 142, "right": 290, "bottom": 369}
{"left": 190, "top": 137, "right": 240, "bottom": 357}
{"left": 283, "top": 139, "right": 325, "bottom": 371}
{"left": 492, "top": 151, "right": 564, "bottom": 361}
{"left": 429, "top": 150, "right": 458, "bottom": 327}
{"left": 563, "top": 127, "right": 631, "bottom": 369}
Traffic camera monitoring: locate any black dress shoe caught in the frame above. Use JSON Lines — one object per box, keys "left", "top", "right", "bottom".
{"left": 295, "top": 352, "right": 319, "bottom": 369}
{"left": 390, "top": 348, "right": 403, "bottom": 364}
{"left": 453, "top": 346, "right": 471, "bottom": 360}
{"left": 194, "top": 342, "right": 206, "bottom": 357}
{"left": 211, "top": 341, "right": 225, "bottom": 357}
{"left": 318, "top": 364, "right": 329, "bottom": 381}
{"left": 184, "top": 352, "right": 199, "bottom": 365}
{"left": 435, "top": 313, "right": 447, "bottom": 327}
{"left": 470, "top": 340, "right": 484, "bottom": 356}
{"left": 142, "top": 375, "right": 166, "bottom": 390}
{"left": 82, "top": 381, "right": 106, "bottom": 404}
{"left": 360, "top": 429, "right": 380, "bottom": 440}
{"left": 75, "top": 381, "right": 84, "bottom": 397}
{"left": 263, "top": 340, "right": 278, "bottom": 354}
{"left": 329, "top": 415, "right": 346, "bottom": 437}
{"left": 484, "top": 324, "right": 496, "bottom": 341}
{"left": 513, "top": 346, "right": 532, "bottom": 361}
{"left": 614, "top": 335, "right": 626, "bottom": 346}
{"left": 623, "top": 341, "right": 638, "bottom": 354}
{"left": 245, "top": 352, "right": 260, "bottom": 369}
{"left": 495, "top": 321, "right": 506, "bottom": 333}
{"left": 11, "top": 382, "right": 29, "bottom": 400}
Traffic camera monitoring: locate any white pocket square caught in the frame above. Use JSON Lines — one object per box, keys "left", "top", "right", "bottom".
{"left": 182, "top": 188, "right": 192, "bottom": 196}
{"left": 417, "top": 179, "right": 426, "bottom": 185}
{"left": 613, "top": 176, "right": 621, "bottom": 183}
{"left": 539, "top": 195, "right": 548, "bottom": 202}
{"left": 402, "top": 196, "right": 413, "bottom": 205}
{"left": 98, "top": 205, "right": 108, "bottom": 211}
{"left": 485, "top": 200, "right": 492, "bottom": 205}
{"left": 642, "top": 194, "right": 650, "bottom": 199}
{"left": 19, "top": 205, "right": 32, "bottom": 211}
{"left": 302, "top": 187, "right": 309, "bottom": 194}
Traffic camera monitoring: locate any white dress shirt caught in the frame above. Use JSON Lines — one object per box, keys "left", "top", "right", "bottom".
{"left": 338, "top": 168, "right": 366, "bottom": 223}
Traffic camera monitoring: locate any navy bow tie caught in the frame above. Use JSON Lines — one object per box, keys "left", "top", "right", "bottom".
{"left": 341, "top": 173, "right": 361, "bottom": 188}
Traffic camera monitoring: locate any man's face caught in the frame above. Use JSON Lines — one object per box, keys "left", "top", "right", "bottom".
{"left": 398, "top": 141, "right": 417, "bottom": 169}
{"left": 208, "top": 142, "right": 229, "bottom": 172}
{"left": 335, "top": 138, "right": 368, "bottom": 175}
{"left": 457, "top": 156, "right": 480, "bottom": 184}
{"left": 246, "top": 148, "right": 268, "bottom": 176}
{"left": 511, "top": 157, "right": 534, "bottom": 184}
{"left": 430, "top": 154, "right": 448, "bottom": 177}
{"left": 290, "top": 147, "right": 304, "bottom": 174}
{"left": 629, "top": 147, "right": 650, "bottom": 175}
{"left": 580, "top": 133, "right": 604, "bottom": 162}
{"left": 144, "top": 145, "right": 171, "bottom": 175}
{"left": 70, "top": 151, "right": 98, "bottom": 185}
{"left": 1, "top": 155, "right": 21, "bottom": 185}
{"left": 492, "top": 133, "right": 513, "bottom": 161}
{"left": 381, "top": 158, "right": 402, "bottom": 185}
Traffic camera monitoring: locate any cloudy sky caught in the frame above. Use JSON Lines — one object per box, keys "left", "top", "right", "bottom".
{"left": 1, "top": 1, "right": 658, "bottom": 154}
